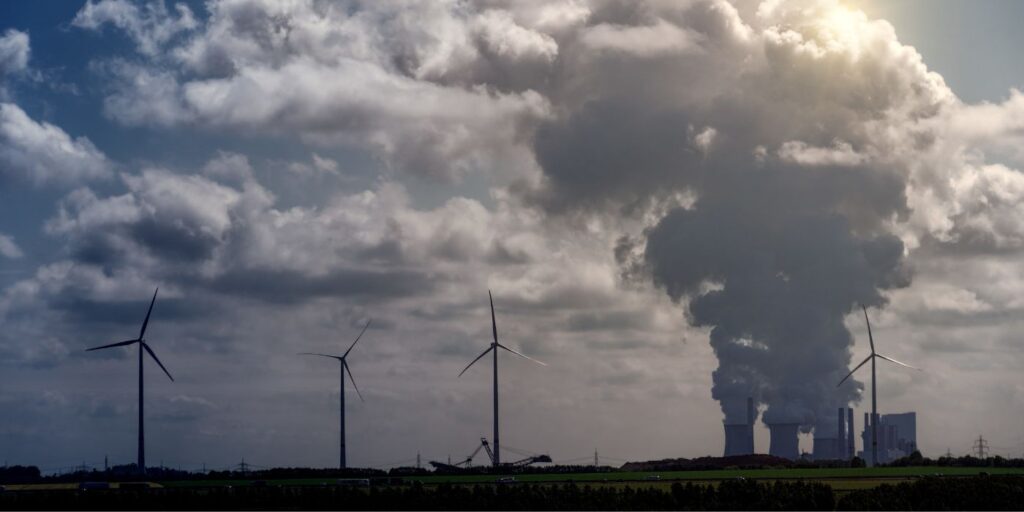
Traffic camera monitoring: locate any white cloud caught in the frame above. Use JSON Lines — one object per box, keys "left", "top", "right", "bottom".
{"left": 472, "top": 9, "right": 558, "bottom": 62}
{"left": 580, "top": 19, "right": 702, "bottom": 56}
{"left": 73, "top": 0, "right": 197, "bottom": 57}
{"left": 777, "top": 140, "right": 868, "bottom": 167}
{"left": 0, "top": 103, "right": 111, "bottom": 186}
{"left": 0, "top": 233, "right": 22, "bottom": 259}
{"left": 0, "top": 29, "right": 30, "bottom": 76}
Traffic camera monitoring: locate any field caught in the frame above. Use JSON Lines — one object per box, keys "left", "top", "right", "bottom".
{"left": 154, "top": 465, "right": 1024, "bottom": 493}
{"left": 6, "top": 470, "right": 1024, "bottom": 510}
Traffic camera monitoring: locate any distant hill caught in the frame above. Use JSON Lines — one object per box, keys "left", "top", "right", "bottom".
{"left": 620, "top": 454, "right": 795, "bottom": 471}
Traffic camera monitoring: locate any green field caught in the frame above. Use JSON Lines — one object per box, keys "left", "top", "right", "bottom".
{"left": 412, "top": 466, "right": 1024, "bottom": 483}
{"left": 158, "top": 466, "right": 1024, "bottom": 490}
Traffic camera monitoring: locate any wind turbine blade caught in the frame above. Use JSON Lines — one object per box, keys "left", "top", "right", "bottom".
{"left": 489, "top": 290, "right": 498, "bottom": 345}
{"left": 861, "top": 305, "right": 875, "bottom": 355}
{"left": 496, "top": 343, "right": 547, "bottom": 367}
{"left": 343, "top": 319, "right": 371, "bottom": 359}
{"left": 458, "top": 346, "right": 494, "bottom": 377}
{"left": 837, "top": 354, "right": 873, "bottom": 387}
{"left": 344, "top": 360, "right": 364, "bottom": 402}
{"left": 139, "top": 288, "right": 159, "bottom": 340}
{"left": 142, "top": 342, "right": 174, "bottom": 382}
{"left": 298, "top": 352, "right": 342, "bottom": 360}
{"left": 876, "top": 353, "right": 921, "bottom": 371}
{"left": 86, "top": 339, "right": 139, "bottom": 351}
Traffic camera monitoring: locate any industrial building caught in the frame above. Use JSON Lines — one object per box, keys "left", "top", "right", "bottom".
{"left": 812, "top": 407, "right": 855, "bottom": 460}
{"left": 859, "top": 411, "right": 917, "bottom": 464}
{"left": 768, "top": 423, "right": 800, "bottom": 460}
{"left": 723, "top": 398, "right": 755, "bottom": 456}
{"left": 721, "top": 402, "right": 916, "bottom": 463}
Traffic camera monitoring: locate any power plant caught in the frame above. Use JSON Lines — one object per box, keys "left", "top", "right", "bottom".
{"left": 723, "top": 398, "right": 755, "bottom": 456}
{"left": 859, "top": 412, "right": 917, "bottom": 465}
{"left": 767, "top": 423, "right": 801, "bottom": 461}
{"left": 838, "top": 307, "right": 920, "bottom": 465}
{"left": 719, "top": 403, "right": 918, "bottom": 463}
{"left": 811, "top": 407, "right": 855, "bottom": 460}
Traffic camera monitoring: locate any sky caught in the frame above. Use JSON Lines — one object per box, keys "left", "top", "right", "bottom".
{"left": 1, "top": 0, "right": 1024, "bottom": 473}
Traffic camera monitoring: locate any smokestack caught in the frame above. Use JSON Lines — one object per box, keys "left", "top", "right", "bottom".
{"left": 768, "top": 423, "right": 800, "bottom": 460}
{"left": 847, "top": 408, "right": 854, "bottom": 460}
{"left": 837, "top": 407, "right": 846, "bottom": 459}
{"left": 747, "top": 397, "right": 755, "bottom": 452}
{"left": 888, "top": 424, "right": 897, "bottom": 455}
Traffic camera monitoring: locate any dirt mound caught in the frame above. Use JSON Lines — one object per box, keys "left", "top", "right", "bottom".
{"left": 620, "top": 454, "right": 795, "bottom": 471}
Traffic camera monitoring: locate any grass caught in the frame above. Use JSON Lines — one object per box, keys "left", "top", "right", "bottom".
{"left": 408, "top": 466, "right": 1024, "bottom": 484}
{"left": 156, "top": 466, "right": 1024, "bottom": 489}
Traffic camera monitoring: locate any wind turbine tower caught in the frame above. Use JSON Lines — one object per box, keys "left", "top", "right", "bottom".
{"left": 458, "top": 290, "right": 546, "bottom": 467}
{"left": 300, "top": 319, "right": 371, "bottom": 469}
{"left": 86, "top": 288, "right": 174, "bottom": 475}
{"left": 838, "top": 306, "right": 920, "bottom": 466}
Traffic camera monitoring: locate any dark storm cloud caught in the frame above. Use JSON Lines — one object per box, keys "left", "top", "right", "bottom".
{"left": 533, "top": 100, "right": 702, "bottom": 211}
{"left": 564, "top": 310, "right": 651, "bottom": 332}
{"left": 50, "top": 293, "right": 213, "bottom": 327}
{"left": 208, "top": 267, "right": 438, "bottom": 304}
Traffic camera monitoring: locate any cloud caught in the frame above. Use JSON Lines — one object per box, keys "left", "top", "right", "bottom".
{"left": 79, "top": 0, "right": 553, "bottom": 180}
{"left": 580, "top": 19, "right": 702, "bottom": 56}
{"left": 0, "top": 29, "right": 30, "bottom": 77}
{"left": 73, "top": 0, "right": 197, "bottom": 57}
{"left": 0, "top": 103, "right": 111, "bottom": 186}
{"left": 0, "top": 233, "right": 23, "bottom": 259}
{"left": 777, "top": 140, "right": 868, "bottom": 167}
{"left": 5, "top": 0, "right": 1024, "bottom": 465}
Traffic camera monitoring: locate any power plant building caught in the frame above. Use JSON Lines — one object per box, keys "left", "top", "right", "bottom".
{"left": 859, "top": 411, "right": 917, "bottom": 464}
{"left": 768, "top": 422, "right": 800, "bottom": 460}
{"left": 812, "top": 407, "right": 855, "bottom": 460}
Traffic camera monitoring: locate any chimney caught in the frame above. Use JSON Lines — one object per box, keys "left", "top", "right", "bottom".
{"left": 837, "top": 407, "right": 846, "bottom": 459}
{"left": 768, "top": 423, "right": 800, "bottom": 460}
{"left": 747, "top": 397, "right": 755, "bottom": 453}
{"left": 847, "top": 408, "right": 854, "bottom": 460}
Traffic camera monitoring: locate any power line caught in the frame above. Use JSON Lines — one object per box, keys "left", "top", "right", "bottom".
{"left": 972, "top": 435, "right": 990, "bottom": 459}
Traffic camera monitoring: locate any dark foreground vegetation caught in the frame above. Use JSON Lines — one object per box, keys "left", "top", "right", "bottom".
{"left": 3, "top": 476, "right": 1022, "bottom": 510}
{"left": 836, "top": 475, "right": 1024, "bottom": 510}
{"left": 0, "top": 480, "right": 831, "bottom": 510}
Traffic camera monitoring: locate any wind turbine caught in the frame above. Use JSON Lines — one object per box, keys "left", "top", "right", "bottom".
{"left": 458, "top": 290, "right": 546, "bottom": 467}
{"left": 838, "top": 305, "right": 920, "bottom": 466}
{"left": 86, "top": 288, "right": 174, "bottom": 475}
{"left": 299, "top": 319, "right": 371, "bottom": 469}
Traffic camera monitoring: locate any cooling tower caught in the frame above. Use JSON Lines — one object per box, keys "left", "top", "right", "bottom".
{"left": 812, "top": 436, "right": 838, "bottom": 460}
{"left": 768, "top": 423, "right": 800, "bottom": 460}
{"left": 723, "top": 397, "right": 755, "bottom": 456}
{"left": 724, "top": 424, "right": 753, "bottom": 455}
